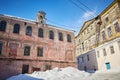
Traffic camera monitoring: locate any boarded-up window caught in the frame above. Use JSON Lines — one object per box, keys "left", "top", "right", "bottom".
{"left": 65, "top": 50, "right": 73, "bottom": 61}
{"left": 32, "top": 67, "right": 40, "bottom": 72}
{"left": 9, "top": 43, "right": 19, "bottom": 56}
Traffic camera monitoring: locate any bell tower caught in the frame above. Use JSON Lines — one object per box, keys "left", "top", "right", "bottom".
{"left": 36, "top": 10, "right": 46, "bottom": 24}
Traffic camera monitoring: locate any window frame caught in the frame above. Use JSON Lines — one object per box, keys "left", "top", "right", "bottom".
{"left": 38, "top": 28, "right": 44, "bottom": 38}
{"left": 118, "top": 40, "right": 120, "bottom": 50}
{"left": 114, "top": 22, "right": 120, "bottom": 33}
{"left": 67, "top": 34, "right": 72, "bottom": 42}
{"left": 107, "top": 27, "right": 112, "bottom": 37}
{"left": 13, "top": 23, "right": 20, "bottom": 34}
{"left": 26, "top": 26, "right": 32, "bottom": 36}
{"left": 0, "top": 20, "right": 7, "bottom": 32}
{"left": 103, "top": 48, "right": 107, "bottom": 56}
{"left": 37, "top": 47, "right": 43, "bottom": 57}
{"left": 49, "top": 30, "right": 54, "bottom": 40}
{"left": 87, "top": 55, "right": 89, "bottom": 61}
{"left": 0, "top": 41, "right": 3, "bottom": 55}
{"left": 105, "top": 17, "right": 109, "bottom": 22}
{"left": 24, "top": 46, "right": 31, "bottom": 56}
{"left": 58, "top": 32, "right": 63, "bottom": 41}
{"left": 102, "top": 31, "right": 106, "bottom": 41}
{"left": 110, "top": 46, "right": 115, "bottom": 54}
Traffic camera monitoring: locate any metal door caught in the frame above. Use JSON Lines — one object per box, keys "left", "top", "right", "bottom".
{"left": 106, "top": 62, "right": 111, "bottom": 70}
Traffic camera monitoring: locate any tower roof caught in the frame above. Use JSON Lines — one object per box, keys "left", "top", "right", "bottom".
{"left": 38, "top": 10, "right": 46, "bottom": 15}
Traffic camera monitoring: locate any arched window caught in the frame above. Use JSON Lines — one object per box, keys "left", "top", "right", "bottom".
{"left": 0, "top": 20, "right": 7, "bottom": 32}
{"left": 38, "top": 28, "right": 44, "bottom": 38}
{"left": 49, "top": 30, "right": 54, "bottom": 39}
{"left": 26, "top": 26, "right": 32, "bottom": 36}
{"left": 59, "top": 32, "right": 63, "bottom": 41}
{"left": 13, "top": 23, "right": 20, "bottom": 34}
{"left": 67, "top": 34, "right": 71, "bottom": 42}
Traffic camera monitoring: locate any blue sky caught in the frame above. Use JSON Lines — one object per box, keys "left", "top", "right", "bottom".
{"left": 0, "top": 0, "right": 114, "bottom": 35}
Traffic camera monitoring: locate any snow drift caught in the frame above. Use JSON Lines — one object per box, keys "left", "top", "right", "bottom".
{"left": 7, "top": 67, "right": 90, "bottom": 80}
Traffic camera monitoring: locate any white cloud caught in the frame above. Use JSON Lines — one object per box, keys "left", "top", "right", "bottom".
{"left": 83, "top": 10, "right": 96, "bottom": 19}
{"left": 76, "top": 10, "right": 97, "bottom": 27}
{"left": 72, "top": 9, "right": 97, "bottom": 35}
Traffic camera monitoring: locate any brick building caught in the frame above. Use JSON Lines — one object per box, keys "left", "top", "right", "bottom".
{"left": 0, "top": 11, "right": 76, "bottom": 79}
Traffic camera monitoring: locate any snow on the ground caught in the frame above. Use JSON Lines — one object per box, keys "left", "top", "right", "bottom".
{"left": 7, "top": 67, "right": 120, "bottom": 80}
{"left": 7, "top": 67, "right": 90, "bottom": 80}
{"left": 7, "top": 74, "right": 43, "bottom": 80}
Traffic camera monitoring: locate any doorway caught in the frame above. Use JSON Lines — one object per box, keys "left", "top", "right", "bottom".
{"left": 105, "top": 62, "right": 111, "bottom": 70}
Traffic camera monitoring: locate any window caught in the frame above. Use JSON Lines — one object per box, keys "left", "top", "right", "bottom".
{"left": 102, "top": 31, "right": 106, "bottom": 41}
{"left": 59, "top": 32, "right": 63, "bottom": 41}
{"left": 24, "top": 46, "right": 30, "bottom": 56}
{"left": 107, "top": 27, "right": 112, "bottom": 37}
{"left": 22, "top": 64, "right": 29, "bottom": 74}
{"left": 103, "top": 48, "right": 107, "bottom": 56}
{"left": 87, "top": 28, "right": 89, "bottom": 33}
{"left": 82, "top": 42, "right": 84, "bottom": 50}
{"left": 105, "top": 17, "right": 109, "bottom": 22}
{"left": 91, "top": 26, "right": 93, "bottom": 30}
{"left": 114, "top": 22, "right": 120, "bottom": 33}
{"left": 0, "top": 20, "right": 7, "bottom": 32}
{"left": 79, "top": 39, "right": 80, "bottom": 43}
{"left": 0, "top": 41, "right": 3, "bottom": 55}
{"left": 9, "top": 43, "right": 19, "bottom": 56}
{"left": 67, "top": 34, "right": 71, "bottom": 42}
{"left": 97, "top": 51, "right": 100, "bottom": 58}
{"left": 84, "top": 66, "right": 87, "bottom": 71}
{"left": 84, "top": 30, "right": 86, "bottom": 35}
{"left": 110, "top": 46, "right": 115, "bottom": 54}
{"left": 87, "top": 55, "right": 89, "bottom": 61}
{"left": 32, "top": 67, "right": 40, "bottom": 72}
{"left": 82, "top": 56, "right": 84, "bottom": 62}
{"left": 38, "top": 28, "right": 44, "bottom": 38}
{"left": 45, "top": 64, "right": 51, "bottom": 70}
{"left": 13, "top": 24, "right": 20, "bottom": 34}
{"left": 24, "top": 22, "right": 27, "bottom": 26}
{"left": 26, "top": 26, "right": 32, "bottom": 36}
{"left": 37, "top": 47, "right": 43, "bottom": 57}
{"left": 49, "top": 30, "right": 54, "bottom": 39}
{"left": 118, "top": 40, "right": 120, "bottom": 50}
{"left": 40, "top": 16, "right": 43, "bottom": 19}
